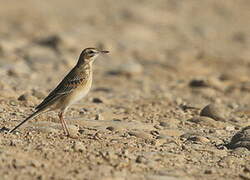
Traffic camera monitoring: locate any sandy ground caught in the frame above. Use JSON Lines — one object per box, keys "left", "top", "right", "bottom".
{"left": 0, "top": 0, "right": 250, "bottom": 179}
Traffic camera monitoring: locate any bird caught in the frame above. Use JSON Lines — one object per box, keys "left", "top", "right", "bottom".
{"left": 9, "top": 47, "right": 109, "bottom": 137}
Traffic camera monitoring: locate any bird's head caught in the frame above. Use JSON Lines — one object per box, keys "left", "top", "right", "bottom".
{"left": 77, "top": 47, "right": 109, "bottom": 65}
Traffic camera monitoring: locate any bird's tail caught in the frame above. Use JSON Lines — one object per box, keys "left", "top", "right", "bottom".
{"left": 9, "top": 110, "right": 42, "bottom": 133}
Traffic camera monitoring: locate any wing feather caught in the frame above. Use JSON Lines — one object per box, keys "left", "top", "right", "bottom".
{"left": 35, "top": 67, "right": 87, "bottom": 110}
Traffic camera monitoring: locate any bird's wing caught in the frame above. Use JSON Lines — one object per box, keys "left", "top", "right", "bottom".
{"left": 35, "top": 67, "right": 87, "bottom": 110}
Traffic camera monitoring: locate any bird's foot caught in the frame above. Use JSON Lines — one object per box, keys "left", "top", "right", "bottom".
{"left": 66, "top": 133, "right": 79, "bottom": 139}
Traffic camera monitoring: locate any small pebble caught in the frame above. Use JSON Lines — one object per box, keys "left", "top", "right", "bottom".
{"left": 135, "top": 155, "right": 147, "bottom": 164}
{"left": 154, "top": 124, "right": 163, "bottom": 130}
{"left": 92, "top": 98, "right": 103, "bottom": 103}
{"left": 200, "top": 104, "right": 227, "bottom": 121}
{"left": 95, "top": 114, "right": 104, "bottom": 120}
{"left": 204, "top": 169, "right": 214, "bottom": 174}
{"left": 0, "top": 127, "right": 10, "bottom": 133}
{"left": 18, "top": 94, "right": 28, "bottom": 101}
{"left": 9, "top": 100, "right": 18, "bottom": 106}
{"left": 224, "top": 126, "right": 235, "bottom": 131}
{"left": 186, "top": 135, "right": 210, "bottom": 143}
{"left": 128, "top": 131, "right": 152, "bottom": 139}
{"left": 226, "top": 126, "right": 250, "bottom": 150}
{"left": 35, "top": 34, "right": 61, "bottom": 50}
{"left": 106, "top": 126, "right": 115, "bottom": 131}
{"left": 189, "top": 79, "right": 207, "bottom": 87}
{"left": 73, "top": 141, "right": 86, "bottom": 152}
{"left": 159, "top": 121, "right": 168, "bottom": 127}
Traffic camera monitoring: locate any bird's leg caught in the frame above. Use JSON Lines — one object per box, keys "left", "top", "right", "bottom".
{"left": 63, "top": 118, "right": 70, "bottom": 137}
{"left": 58, "top": 112, "right": 66, "bottom": 134}
{"left": 58, "top": 111, "right": 70, "bottom": 136}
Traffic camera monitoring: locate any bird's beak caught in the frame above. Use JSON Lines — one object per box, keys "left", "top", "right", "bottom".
{"left": 100, "top": 50, "right": 109, "bottom": 54}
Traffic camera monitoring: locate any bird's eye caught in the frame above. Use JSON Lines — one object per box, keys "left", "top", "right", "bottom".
{"left": 89, "top": 50, "right": 95, "bottom": 54}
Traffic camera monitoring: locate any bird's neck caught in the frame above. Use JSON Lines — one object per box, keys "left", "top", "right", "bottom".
{"left": 76, "top": 62, "right": 93, "bottom": 77}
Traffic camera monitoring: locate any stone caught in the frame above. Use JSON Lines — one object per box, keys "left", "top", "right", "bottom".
{"left": 35, "top": 34, "right": 62, "bottom": 50}
{"left": 73, "top": 141, "right": 86, "bottom": 152}
{"left": 106, "top": 126, "right": 115, "bottom": 131}
{"left": 189, "top": 77, "right": 225, "bottom": 90}
{"left": 10, "top": 139, "right": 24, "bottom": 146}
{"left": 224, "top": 126, "right": 235, "bottom": 131}
{"left": 0, "top": 127, "right": 10, "bottom": 133}
{"left": 200, "top": 104, "right": 227, "bottom": 121}
{"left": 17, "top": 93, "right": 39, "bottom": 106}
{"left": 159, "top": 121, "right": 168, "bottom": 127}
{"left": 92, "top": 97, "right": 103, "bottom": 103}
{"left": 226, "top": 126, "right": 250, "bottom": 150}
{"left": 193, "top": 136, "right": 210, "bottom": 143}
{"left": 95, "top": 114, "right": 104, "bottom": 120}
{"left": 17, "top": 94, "right": 28, "bottom": 101}
{"left": 189, "top": 79, "right": 207, "bottom": 87}
{"left": 154, "top": 124, "right": 163, "bottom": 130}
{"left": 135, "top": 155, "right": 147, "bottom": 164}
{"left": 180, "top": 133, "right": 210, "bottom": 143}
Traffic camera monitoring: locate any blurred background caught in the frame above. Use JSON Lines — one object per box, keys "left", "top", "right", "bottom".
{"left": 1, "top": 0, "right": 250, "bottom": 107}
{"left": 0, "top": 1, "right": 250, "bottom": 179}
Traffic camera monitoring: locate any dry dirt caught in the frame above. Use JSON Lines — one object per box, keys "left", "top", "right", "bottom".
{"left": 0, "top": 0, "right": 250, "bottom": 180}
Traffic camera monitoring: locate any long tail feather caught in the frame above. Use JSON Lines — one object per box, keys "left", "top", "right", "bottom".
{"left": 9, "top": 110, "right": 42, "bottom": 133}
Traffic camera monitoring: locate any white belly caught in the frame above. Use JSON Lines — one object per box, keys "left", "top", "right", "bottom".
{"left": 69, "top": 77, "right": 92, "bottom": 105}
{"left": 58, "top": 75, "right": 93, "bottom": 110}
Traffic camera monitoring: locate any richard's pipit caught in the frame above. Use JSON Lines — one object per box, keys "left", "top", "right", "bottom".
{"left": 9, "top": 48, "right": 109, "bottom": 136}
